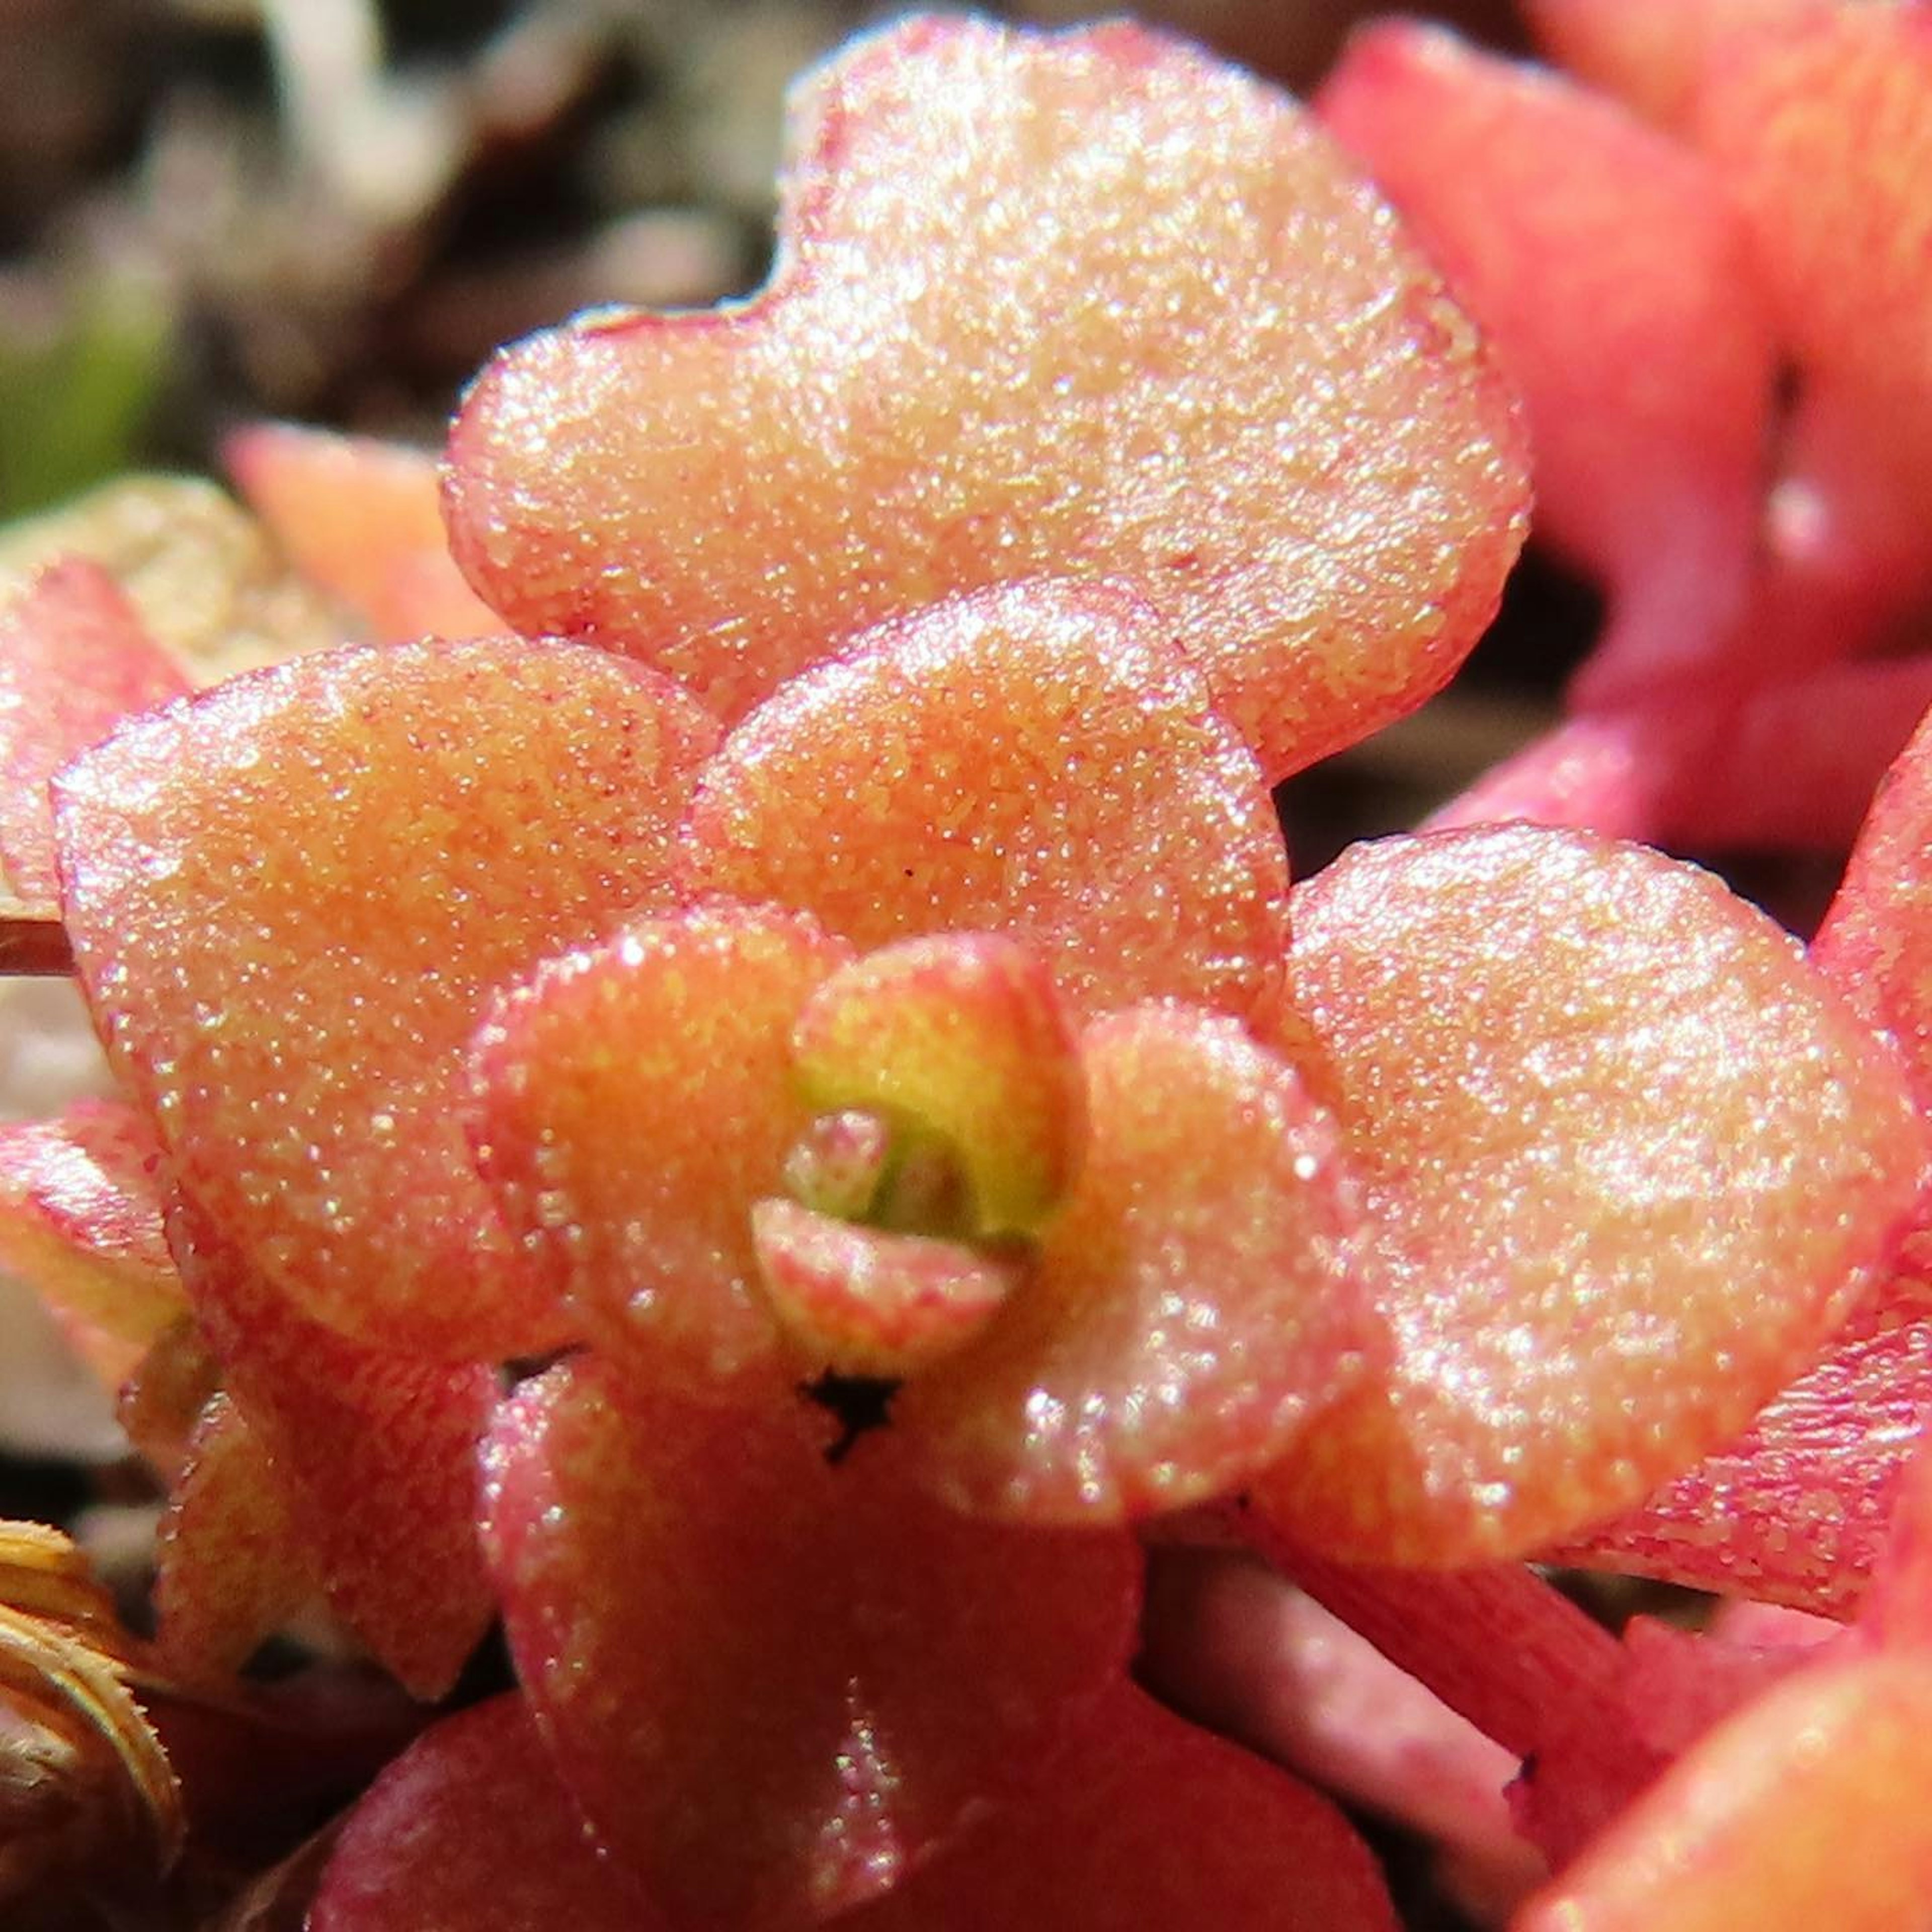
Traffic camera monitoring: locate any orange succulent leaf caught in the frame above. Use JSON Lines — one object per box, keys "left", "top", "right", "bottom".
{"left": 1252, "top": 826, "right": 1922, "bottom": 1565}
{"left": 152, "top": 1392, "right": 319, "bottom": 1682}
{"left": 1424, "top": 708, "right": 1702, "bottom": 844}
{"left": 115, "top": 1317, "right": 220, "bottom": 1482}
{"left": 471, "top": 903, "right": 853, "bottom": 1402}
{"left": 309, "top": 1694, "right": 662, "bottom": 1932}
{"left": 0, "top": 1098, "right": 184, "bottom": 1376}
{"left": 445, "top": 15, "right": 1529, "bottom": 780}
{"left": 1856, "top": 1433, "right": 1932, "bottom": 1652}
{"left": 678, "top": 581, "right": 1289, "bottom": 1023}
{"left": 788, "top": 933, "right": 1084, "bottom": 1238}
{"left": 1522, "top": 0, "right": 1833, "bottom": 131}
{"left": 479, "top": 1356, "right": 1142, "bottom": 1930}
{"left": 1515, "top": 1653, "right": 1932, "bottom": 1932}
{"left": 1688, "top": 8, "right": 1932, "bottom": 648}
{"left": 1813, "top": 696, "right": 1932, "bottom": 1270}
{"left": 841, "top": 1682, "right": 1399, "bottom": 1932}
{"left": 224, "top": 423, "right": 501, "bottom": 645}
{"left": 54, "top": 635, "right": 720, "bottom": 1361}
{"left": 171, "top": 1210, "right": 496, "bottom": 1701}
{"left": 1552, "top": 1294, "right": 1932, "bottom": 1618}
{"left": 0, "top": 558, "right": 189, "bottom": 909}
{"left": 896, "top": 1004, "right": 1376, "bottom": 1523}
{"left": 749, "top": 1202, "right": 1021, "bottom": 1381}
{"left": 1319, "top": 25, "right": 1774, "bottom": 704}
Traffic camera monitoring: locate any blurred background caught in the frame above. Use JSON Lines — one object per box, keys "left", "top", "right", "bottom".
{"left": 0, "top": 0, "right": 1524, "bottom": 506}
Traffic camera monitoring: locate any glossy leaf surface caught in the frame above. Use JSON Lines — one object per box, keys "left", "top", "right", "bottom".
{"left": 480, "top": 1357, "right": 1141, "bottom": 1929}
{"left": 897, "top": 1004, "right": 1373, "bottom": 1522}
{"left": 56, "top": 636, "right": 719, "bottom": 1359}
{"left": 680, "top": 582, "right": 1288, "bottom": 1022}
{"left": 447, "top": 15, "right": 1528, "bottom": 779}
{"left": 472, "top": 903, "right": 851, "bottom": 1400}
{"left": 1257, "top": 826, "right": 1921, "bottom": 1562}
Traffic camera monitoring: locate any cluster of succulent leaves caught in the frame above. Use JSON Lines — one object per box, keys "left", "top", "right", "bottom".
{"left": 3, "top": 4, "right": 1932, "bottom": 1928}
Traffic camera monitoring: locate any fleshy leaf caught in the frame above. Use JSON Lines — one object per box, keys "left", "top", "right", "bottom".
{"left": 55, "top": 636, "right": 720, "bottom": 1360}
{"left": 172, "top": 1211, "right": 496, "bottom": 1701}
{"left": 1517, "top": 1654, "right": 1932, "bottom": 1932}
{"left": 1813, "top": 701, "right": 1932, "bottom": 1117}
{"left": 1319, "top": 24, "right": 1774, "bottom": 705}
{"left": 225, "top": 423, "right": 500, "bottom": 643}
{"left": 679, "top": 581, "right": 1289, "bottom": 1022}
{"left": 153, "top": 1393, "right": 318, "bottom": 1681}
{"left": 1695, "top": 10, "right": 1932, "bottom": 431}
{"left": 1255, "top": 826, "right": 1922, "bottom": 1563}
{"left": 840, "top": 1683, "right": 1400, "bottom": 1932}
{"left": 116, "top": 1318, "right": 221, "bottom": 1483}
{"left": 1551, "top": 1294, "right": 1932, "bottom": 1618}
{"left": 0, "top": 559, "right": 189, "bottom": 908}
{"left": 0, "top": 1098, "right": 182, "bottom": 1361}
{"left": 447, "top": 14, "right": 1528, "bottom": 779}
{"left": 480, "top": 1356, "right": 1141, "bottom": 1929}
{"left": 309, "top": 1695, "right": 659, "bottom": 1932}
{"left": 1429, "top": 659, "right": 1932, "bottom": 852}
{"left": 471, "top": 903, "right": 852, "bottom": 1401}
{"left": 788, "top": 933, "right": 1084, "bottom": 1238}
{"left": 750, "top": 1202, "right": 1021, "bottom": 1381}
{"left": 895, "top": 1004, "right": 1374, "bottom": 1522}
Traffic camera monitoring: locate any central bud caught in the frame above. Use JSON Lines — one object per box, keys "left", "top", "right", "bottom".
{"left": 781, "top": 1108, "right": 971, "bottom": 1238}
{"left": 751, "top": 933, "right": 1086, "bottom": 1381}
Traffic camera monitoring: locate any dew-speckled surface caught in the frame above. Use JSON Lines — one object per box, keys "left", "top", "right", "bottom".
{"left": 479, "top": 1356, "right": 1142, "bottom": 1929}
{"left": 54, "top": 636, "right": 720, "bottom": 1360}
{"left": 789, "top": 933, "right": 1085, "bottom": 1237}
{"left": 471, "top": 903, "right": 851, "bottom": 1399}
{"left": 1553, "top": 1294, "right": 1932, "bottom": 1618}
{"left": 679, "top": 581, "right": 1289, "bottom": 1023}
{"left": 897, "top": 1004, "right": 1373, "bottom": 1523}
{"left": 1256, "top": 825, "right": 1924, "bottom": 1564}
{"left": 445, "top": 14, "right": 1528, "bottom": 780}
{"left": 750, "top": 1200, "right": 1020, "bottom": 1380}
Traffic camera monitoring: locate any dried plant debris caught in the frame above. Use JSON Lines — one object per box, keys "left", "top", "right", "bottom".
{"left": 0, "top": 1520, "right": 184, "bottom": 1909}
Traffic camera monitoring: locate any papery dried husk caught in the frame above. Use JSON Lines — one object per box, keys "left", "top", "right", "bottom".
{"left": 0, "top": 1522, "right": 183, "bottom": 1905}
{"left": 0, "top": 476, "right": 346, "bottom": 684}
